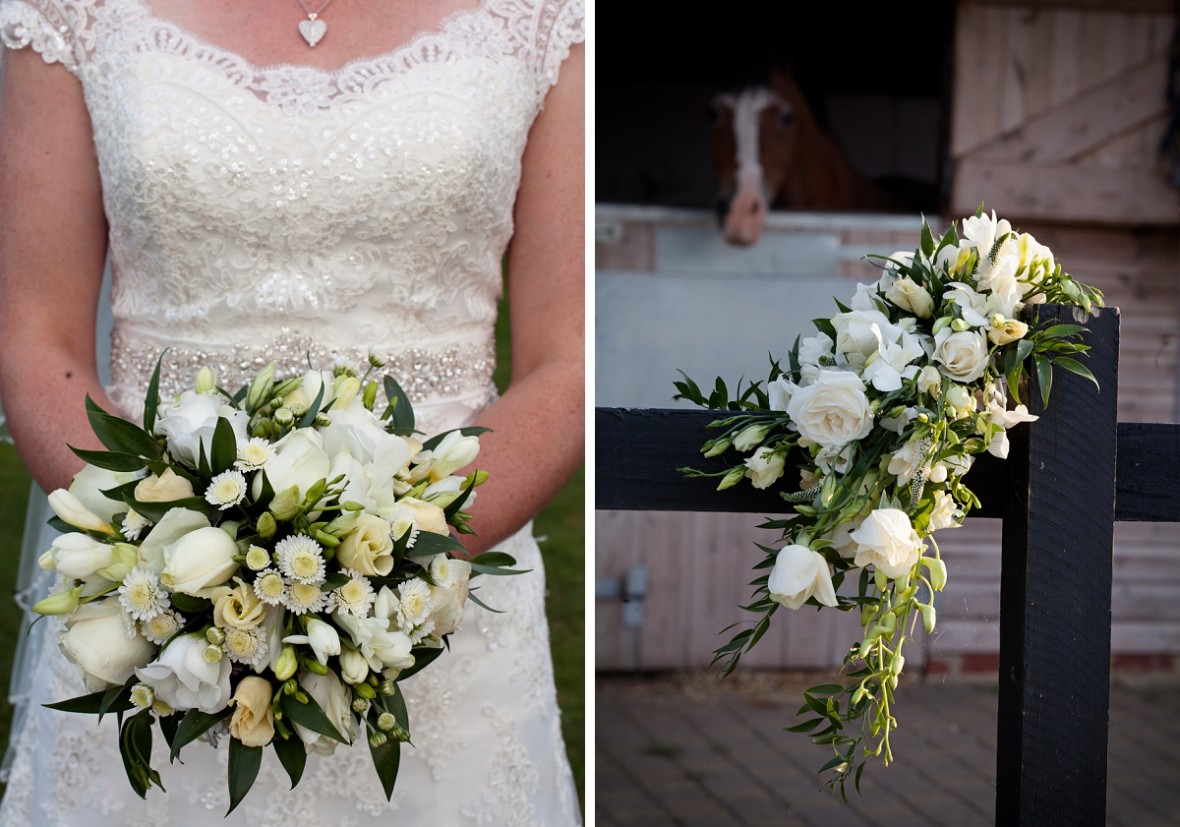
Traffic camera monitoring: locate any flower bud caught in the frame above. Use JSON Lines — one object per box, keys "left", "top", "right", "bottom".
{"left": 362, "top": 381, "right": 379, "bottom": 411}
{"left": 379, "top": 679, "right": 396, "bottom": 697}
{"left": 389, "top": 723, "right": 410, "bottom": 742}
{"left": 368, "top": 731, "right": 388, "bottom": 748}
{"left": 717, "top": 466, "right": 746, "bottom": 491}
{"left": 951, "top": 318, "right": 969, "bottom": 333}
{"left": 246, "top": 362, "right": 277, "bottom": 412}
{"left": 47, "top": 490, "right": 116, "bottom": 535}
{"left": 273, "top": 407, "right": 295, "bottom": 428}
{"left": 352, "top": 697, "right": 370, "bottom": 714}
{"left": 920, "top": 603, "right": 937, "bottom": 634}
{"left": 367, "top": 348, "right": 388, "bottom": 368}
{"left": 131, "top": 683, "right": 155, "bottom": 709}
{"left": 890, "top": 654, "right": 906, "bottom": 676}
{"left": 303, "top": 657, "right": 330, "bottom": 676}
{"left": 331, "top": 376, "right": 361, "bottom": 411}
{"left": 204, "top": 643, "right": 224, "bottom": 663}
{"left": 377, "top": 712, "right": 397, "bottom": 732}
{"left": 31, "top": 584, "right": 85, "bottom": 616}
{"left": 256, "top": 511, "right": 278, "bottom": 539}
{"left": 274, "top": 645, "right": 298, "bottom": 681}
{"left": 314, "top": 413, "right": 332, "bottom": 428}
{"left": 732, "top": 423, "right": 771, "bottom": 452}
{"left": 702, "top": 436, "right": 731, "bottom": 458}
{"left": 195, "top": 366, "right": 218, "bottom": 394}
{"left": 269, "top": 487, "right": 302, "bottom": 522}
{"left": 206, "top": 626, "right": 227, "bottom": 645}
{"left": 245, "top": 545, "right": 270, "bottom": 571}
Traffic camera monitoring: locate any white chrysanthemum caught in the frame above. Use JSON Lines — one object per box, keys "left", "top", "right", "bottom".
{"left": 284, "top": 581, "right": 328, "bottom": 615}
{"left": 123, "top": 509, "right": 152, "bottom": 541}
{"left": 396, "top": 578, "right": 432, "bottom": 630}
{"left": 407, "top": 617, "right": 435, "bottom": 646}
{"left": 275, "top": 534, "right": 326, "bottom": 584}
{"left": 329, "top": 570, "right": 376, "bottom": 617}
{"left": 130, "top": 683, "right": 155, "bottom": 709}
{"left": 222, "top": 626, "right": 268, "bottom": 667}
{"left": 118, "top": 567, "right": 171, "bottom": 622}
{"left": 205, "top": 470, "right": 248, "bottom": 510}
{"left": 141, "top": 609, "right": 184, "bottom": 645}
{"left": 252, "top": 569, "right": 287, "bottom": 606}
{"left": 235, "top": 437, "right": 275, "bottom": 471}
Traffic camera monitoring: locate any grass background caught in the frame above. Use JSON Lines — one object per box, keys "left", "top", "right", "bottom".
{"left": 0, "top": 292, "right": 585, "bottom": 808}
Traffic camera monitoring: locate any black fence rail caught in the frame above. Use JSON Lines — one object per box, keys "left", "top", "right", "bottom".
{"left": 595, "top": 306, "right": 1180, "bottom": 827}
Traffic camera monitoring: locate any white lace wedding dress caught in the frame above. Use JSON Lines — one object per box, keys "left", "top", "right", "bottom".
{"left": 0, "top": 0, "right": 583, "bottom": 823}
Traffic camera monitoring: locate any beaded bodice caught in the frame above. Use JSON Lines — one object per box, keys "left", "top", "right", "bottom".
{"left": 0, "top": 0, "right": 581, "bottom": 425}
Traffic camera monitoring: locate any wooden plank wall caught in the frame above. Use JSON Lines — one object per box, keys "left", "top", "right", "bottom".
{"left": 951, "top": 1, "right": 1179, "bottom": 224}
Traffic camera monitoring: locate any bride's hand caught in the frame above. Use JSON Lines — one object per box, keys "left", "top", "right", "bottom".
{"left": 457, "top": 43, "right": 585, "bottom": 554}
{"left": 0, "top": 47, "right": 113, "bottom": 492}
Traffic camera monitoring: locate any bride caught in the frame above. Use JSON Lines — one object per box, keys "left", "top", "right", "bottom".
{"left": 0, "top": 0, "right": 584, "bottom": 823}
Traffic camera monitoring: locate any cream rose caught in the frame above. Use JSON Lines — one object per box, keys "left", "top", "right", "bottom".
{"left": 933, "top": 328, "right": 990, "bottom": 383}
{"left": 134, "top": 468, "right": 196, "bottom": 503}
{"left": 987, "top": 318, "right": 1029, "bottom": 346}
{"left": 160, "top": 526, "right": 240, "bottom": 595}
{"left": 849, "top": 509, "right": 923, "bottom": 580}
{"left": 59, "top": 598, "right": 157, "bottom": 692}
{"left": 884, "top": 276, "right": 934, "bottom": 319}
{"left": 336, "top": 513, "right": 395, "bottom": 576}
{"left": 767, "top": 545, "right": 838, "bottom": 610}
{"left": 389, "top": 497, "right": 449, "bottom": 536}
{"left": 229, "top": 676, "right": 275, "bottom": 747}
{"left": 785, "top": 370, "right": 874, "bottom": 450}
{"left": 212, "top": 577, "right": 267, "bottom": 629}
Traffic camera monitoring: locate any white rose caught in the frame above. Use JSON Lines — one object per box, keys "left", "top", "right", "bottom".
{"left": 884, "top": 276, "right": 934, "bottom": 319}
{"left": 933, "top": 328, "right": 990, "bottom": 383}
{"left": 850, "top": 509, "right": 923, "bottom": 580}
{"left": 59, "top": 598, "right": 157, "bottom": 692}
{"left": 134, "top": 468, "right": 196, "bottom": 503}
{"left": 229, "top": 676, "right": 275, "bottom": 747}
{"left": 295, "top": 671, "right": 353, "bottom": 755}
{"left": 945, "top": 384, "right": 976, "bottom": 418}
{"left": 68, "top": 464, "right": 142, "bottom": 523}
{"left": 155, "top": 391, "right": 250, "bottom": 466}
{"left": 767, "top": 544, "right": 838, "bottom": 610}
{"left": 136, "top": 633, "right": 232, "bottom": 714}
{"left": 257, "top": 428, "right": 331, "bottom": 503}
{"left": 160, "top": 526, "right": 239, "bottom": 596}
{"left": 786, "top": 370, "right": 874, "bottom": 450}
{"left": 743, "top": 447, "right": 785, "bottom": 490}
{"left": 428, "top": 557, "right": 472, "bottom": 636}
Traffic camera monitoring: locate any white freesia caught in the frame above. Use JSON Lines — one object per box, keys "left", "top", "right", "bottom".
{"left": 160, "top": 526, "right": 239, "bottom": 596}
{"left": 932, "top": 328, "right": 989, "bottom": 383}
{"left": 47, "top": 489, "right": 114, "bottom": 534}
{"left": 39, "top": 533, "right": 116, "bottom": 580}
{"left": 154, "top": 390, "right": 250, "bottom": 466}
{"left": 59, "top": 598, "right": 156, "bottom": 692}
{"left": 414, "top": 431, "right": 481, "bottom": 483}
{"left": 941, "top": 283, "right": 991, "bottom": 328}
{"left": 284, "top": 617, "right": 341, "bottom": 665}
{"left": 797, "top": 332, "right": 834, "bottom": 367}
{"left": 135, "top": 632, "right": 232, "bottom": 714}
{"left": 862, "top": 329, "right": 926, "bottom": 393}
{"left": 767, "top": 544, "right": 838, "bottom": 610}
{"left": 786, "top": 370, "right": 874, "bottom": 450}
{"left": 850, "top": 509, "right": 923, "bottom": 580}
{"left": 959, "top": 209, "right": 1012, "bottom": 253}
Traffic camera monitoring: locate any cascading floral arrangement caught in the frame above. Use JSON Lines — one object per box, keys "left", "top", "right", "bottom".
{"left": 675, "top": 208, "right": 1104, "bottom": 794}
{"left": 31, "top": 354, "right": 519, "bottom": 813}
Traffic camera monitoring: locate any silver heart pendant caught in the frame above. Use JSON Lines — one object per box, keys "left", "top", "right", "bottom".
{"left": 298, "top": 18, "right": 328, "bottom": 47}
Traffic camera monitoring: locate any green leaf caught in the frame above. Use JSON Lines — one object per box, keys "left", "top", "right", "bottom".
{"left": 1053, "top": 356, "right": 1099, "bottom": 390}
{"left": 1039, "top": 323, "right": 1088, "bottom": 339}
{"left": 159, "top": 713, "right": 180, "bottom": 752}
{"left": 1035, "top": 355, "right": 1053, "bottom": 408}
{"left": 383, "top": 375, "right": 415, "bottom": 432}
{"left": 69, "top": 446, "right": 147, "bottom": 473}
{"left": 226, "top": 739, "right": 263, "bottom": 815}
{"left": 807, "top": 684, "right": 846, "bottom": 695}
{"left": 281, "top": 690, "right": 348, "bottom": 745}
{"left": 298, "top": 382, "right": 327, "bottom": 429}
{"left": 87, "top": 403, "right": 164, "bottom": 460}
{"left": 465, "top": 590, "right": 503, "bottom": 613}
{"left": 406, "top": 531, "right": 467, "bottom": 559}
{"left": 169, "top": 592, "right": 212, "bottom": 614}
{"left": 210, "top": 416, "right": 239, "bottom": 475}
{"left": 45, "top": 688, "right": 134, "bottom": 716}
{"left": 143, "top": 352, "right": 167, "bottom": 433}
{"left": 123, "top": 495, "right": 213, "bottom": 524}
{"left": 99, "top": 682, "right": 132, "bottom": 721}
{"left": 785, "top": 718, "right": 823, "bottom": 733}
{"left": 420, "top": 426, "right": 492, "bottom": 452}
{"left": 390, "top": 682, "right": 410, "bottom": 729}
{"left": 120, "top": 710, "right": 162, "bottom": 799}
{"left": 170, "top": 708, "right": 232, "bottom": 763}
{"left": 273, "top": 732, "right": 308, "bottom": 789}
{"left": 369, "top": 719, "right": 401, "bottom": 800}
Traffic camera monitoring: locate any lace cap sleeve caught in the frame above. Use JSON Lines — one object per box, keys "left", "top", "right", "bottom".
{"left": 0, "top": 0, "right": 93, "bottom": 76}
{"left": 533, "top": 0, "right": 583, "bottom": 93}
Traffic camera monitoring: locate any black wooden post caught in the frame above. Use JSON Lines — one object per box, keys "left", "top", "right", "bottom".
{"left": 996, "top": 306, "right": 1120, "bottom": 827}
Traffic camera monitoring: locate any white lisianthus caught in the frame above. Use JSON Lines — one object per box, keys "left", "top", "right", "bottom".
{"left": 59, "top": 598, "right": 157, "bottom": 692}
{"left": 959, "top": 209, "right": 1012, "bottom": 253}
{"left": 849, "top": 509, "right": 923, "bottom": 580}
{"left": 155, "top": 391, "right": 250, "bottom": 466}
{"left": 886, "top": 438, "right": 927, "bottom": 484}
{"left": 767, "top": 544, "right": 838, "bottom": 610}
{"left": 767, "top": 376, "right": 795, "bottom": 411}
{"left": 387, "top": 497, "right": 449, "bottom": 536}
{"left": 134, "top": 468, "right": 196, "bottom": 503}
{"left": 941, "top": 283, "right": 992, "bottom": 328}
{"left": 929, "top": 491, "right": 963, "bottom": 531}
{"left": 135, "top": 632, "right": 231, "bottom": 714}
{"left": 831, "top": 310, "right": 902, "bottom": 366}
{"left": 932, "top": 328, "right": 990, "bottom": 383}
{"left": 785, "top": 370, "right": 874, "bottom": 450}
{"left": 917, "top": 365, "right": 942, "bottom": 397}
{"left": 160, "top": 526, "right": 239, "bottom": 596}
{"left": 884, "top": 276, "right": 934, "bottom": 319}
{"left": 862, "top": 331, "right": 926, "bottom": 393}
{"left": 796, "top": 333, "right": 834, "bottom": 367}
{"left": 743, "top": 446, "right": 785, "bottom": 490}
{"left": 987, "top": 317, "right": 1030, "bottom": 346}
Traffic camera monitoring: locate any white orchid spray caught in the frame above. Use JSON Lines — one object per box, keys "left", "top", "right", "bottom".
{"left": 676, "top": 208, "right": 1104, "bottom": 795}
{"left": 32, "top": 358, "right": 522, "bottom": 812}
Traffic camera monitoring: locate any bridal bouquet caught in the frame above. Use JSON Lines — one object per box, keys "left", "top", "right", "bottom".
{"left": 675, "top": 209, "right": 1103, "bottom": 794}
{"left": 32, "top": 355, "right": 518, "bottom": 812}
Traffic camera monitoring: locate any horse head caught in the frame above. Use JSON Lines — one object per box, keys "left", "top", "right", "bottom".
{"left": 712, "top": 84, "right": 798, "bottom": 247}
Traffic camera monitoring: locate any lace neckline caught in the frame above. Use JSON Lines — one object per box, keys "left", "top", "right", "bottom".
{"left": 119, "top": 0, "right": 494, "bottom": 81}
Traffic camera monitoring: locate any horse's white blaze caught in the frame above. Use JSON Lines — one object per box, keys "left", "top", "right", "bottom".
{"left": 732, "top": 88, "right": 774, "bottom": 198}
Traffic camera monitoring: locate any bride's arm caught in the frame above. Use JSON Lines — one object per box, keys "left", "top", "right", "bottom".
{"left": 461, "top": 42, "right": 585, "bottom": 554}
{"left": 0, "top": 47, "right": 113, "bottom": 492}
